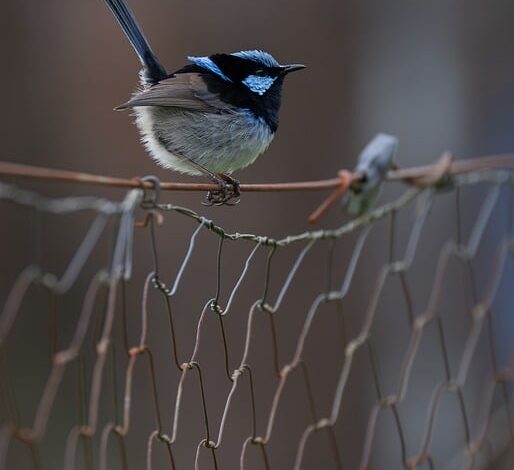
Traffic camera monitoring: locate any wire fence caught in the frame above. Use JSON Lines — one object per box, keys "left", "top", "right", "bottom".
{"left": 0, "top": 168, "right": 513, "bottom": 469}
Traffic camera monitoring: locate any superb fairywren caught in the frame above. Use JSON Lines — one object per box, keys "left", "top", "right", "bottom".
{"left": 104, "top": 0, "right": 305, "bottom": 204}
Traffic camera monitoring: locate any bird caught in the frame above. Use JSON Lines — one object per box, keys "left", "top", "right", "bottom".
{"left": 103, "top": 0, "right": 305, "bottom": 205}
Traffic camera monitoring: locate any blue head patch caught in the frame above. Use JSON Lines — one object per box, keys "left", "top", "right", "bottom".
{"left": 188, "top": 50, "right": 281, "bottom": 95}
{"left": 231, "top": 50, "right": 280, "bottom": 68}
{"left": 187, "top": 56, "right": 232, "bottom": 82}
{"left": 234, "top": 50, "right": 280, "bottom": 95}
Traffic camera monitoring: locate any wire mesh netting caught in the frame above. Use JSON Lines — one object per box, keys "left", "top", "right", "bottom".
{"left": 0, "top": 170, "right": 513, "bottom": 470}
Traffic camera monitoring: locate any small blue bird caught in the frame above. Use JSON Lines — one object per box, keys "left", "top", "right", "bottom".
{"left": 104, "top": 0, "right": 305, "bottom": 204}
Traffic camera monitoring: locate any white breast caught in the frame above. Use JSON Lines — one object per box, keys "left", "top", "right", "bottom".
{"left": 134, "top": 106, "right": 274, "bottom": 176}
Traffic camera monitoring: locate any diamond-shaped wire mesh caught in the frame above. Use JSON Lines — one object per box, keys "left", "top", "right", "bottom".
{"left": 0, "top": 171, "right": 513, "bottom": 470}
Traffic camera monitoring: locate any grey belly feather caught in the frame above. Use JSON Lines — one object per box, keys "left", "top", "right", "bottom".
{"left": 134, "top": 106, "right": 274, "bottom": 175}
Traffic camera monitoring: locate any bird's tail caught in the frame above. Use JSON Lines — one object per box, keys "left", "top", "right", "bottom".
{"left": 104, "top": 0, "right": 167, "bottom": 83}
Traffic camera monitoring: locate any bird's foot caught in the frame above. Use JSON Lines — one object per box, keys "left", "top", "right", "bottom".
{"left": 203, "top": 175, "right": 240, "bottom": 206}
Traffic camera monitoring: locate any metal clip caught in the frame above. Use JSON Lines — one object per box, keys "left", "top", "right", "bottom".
{"left": 342, "top": 133, "right": 398, "bottom": 216}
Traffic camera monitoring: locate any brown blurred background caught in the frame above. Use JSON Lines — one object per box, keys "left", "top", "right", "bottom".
{"left": 1, "top": 1, "right": 514, "bottom": 469}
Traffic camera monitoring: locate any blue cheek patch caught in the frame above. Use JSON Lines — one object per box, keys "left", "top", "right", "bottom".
{"left": 242, "top": 75, "right": 277, "bottom": 95}
{"left": 187, "top": 56, "right": 232, "bottom": 82}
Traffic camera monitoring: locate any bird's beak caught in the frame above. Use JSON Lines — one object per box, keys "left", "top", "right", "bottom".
{"left": 280, "top": 64, "right": 306, "bottom": 75}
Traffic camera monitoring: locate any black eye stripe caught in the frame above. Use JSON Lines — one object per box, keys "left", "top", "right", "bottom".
{"left": 254, "top": 67, "right": 282, "bottom": 77}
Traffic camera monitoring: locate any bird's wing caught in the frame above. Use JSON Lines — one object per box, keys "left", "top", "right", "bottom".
{"left": 116, "top": 73, "right": 232, "bottom": 112}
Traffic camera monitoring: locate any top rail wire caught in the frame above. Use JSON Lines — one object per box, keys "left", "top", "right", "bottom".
{"left": 1, "top": 153, "right": 514, "bottom": 192}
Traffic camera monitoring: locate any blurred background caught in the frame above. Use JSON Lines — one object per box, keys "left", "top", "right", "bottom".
{"left": 1, "top": 0, "right": 514, "bottom": 469}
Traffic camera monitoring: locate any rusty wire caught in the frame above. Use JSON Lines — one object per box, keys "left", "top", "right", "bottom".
{"left": 0, "top": 168, "right": 513, "bottom": 469}
{"left": 1, "top": 153, "right": 514, "bottom": 193}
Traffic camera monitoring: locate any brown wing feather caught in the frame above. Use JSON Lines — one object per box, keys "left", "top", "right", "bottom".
{"left": 115, "top": 73, "right": 232, "bottom": 112}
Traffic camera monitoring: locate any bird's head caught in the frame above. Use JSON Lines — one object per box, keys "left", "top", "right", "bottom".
{"left": 188, "top": 50, "right": 305, "bottom": 96}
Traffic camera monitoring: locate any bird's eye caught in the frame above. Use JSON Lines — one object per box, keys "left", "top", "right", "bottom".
{"left": 255, "top": 69, "right": 266, "bottom": 77}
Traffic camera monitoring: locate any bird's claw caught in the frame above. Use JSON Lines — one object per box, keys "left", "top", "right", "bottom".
{"left": 202, "top": 176, "right": 240, "bottom": 207}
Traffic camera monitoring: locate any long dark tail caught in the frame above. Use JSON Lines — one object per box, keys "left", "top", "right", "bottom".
{"left": 104, "top": 0, "right": 167, "bottom": 83}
